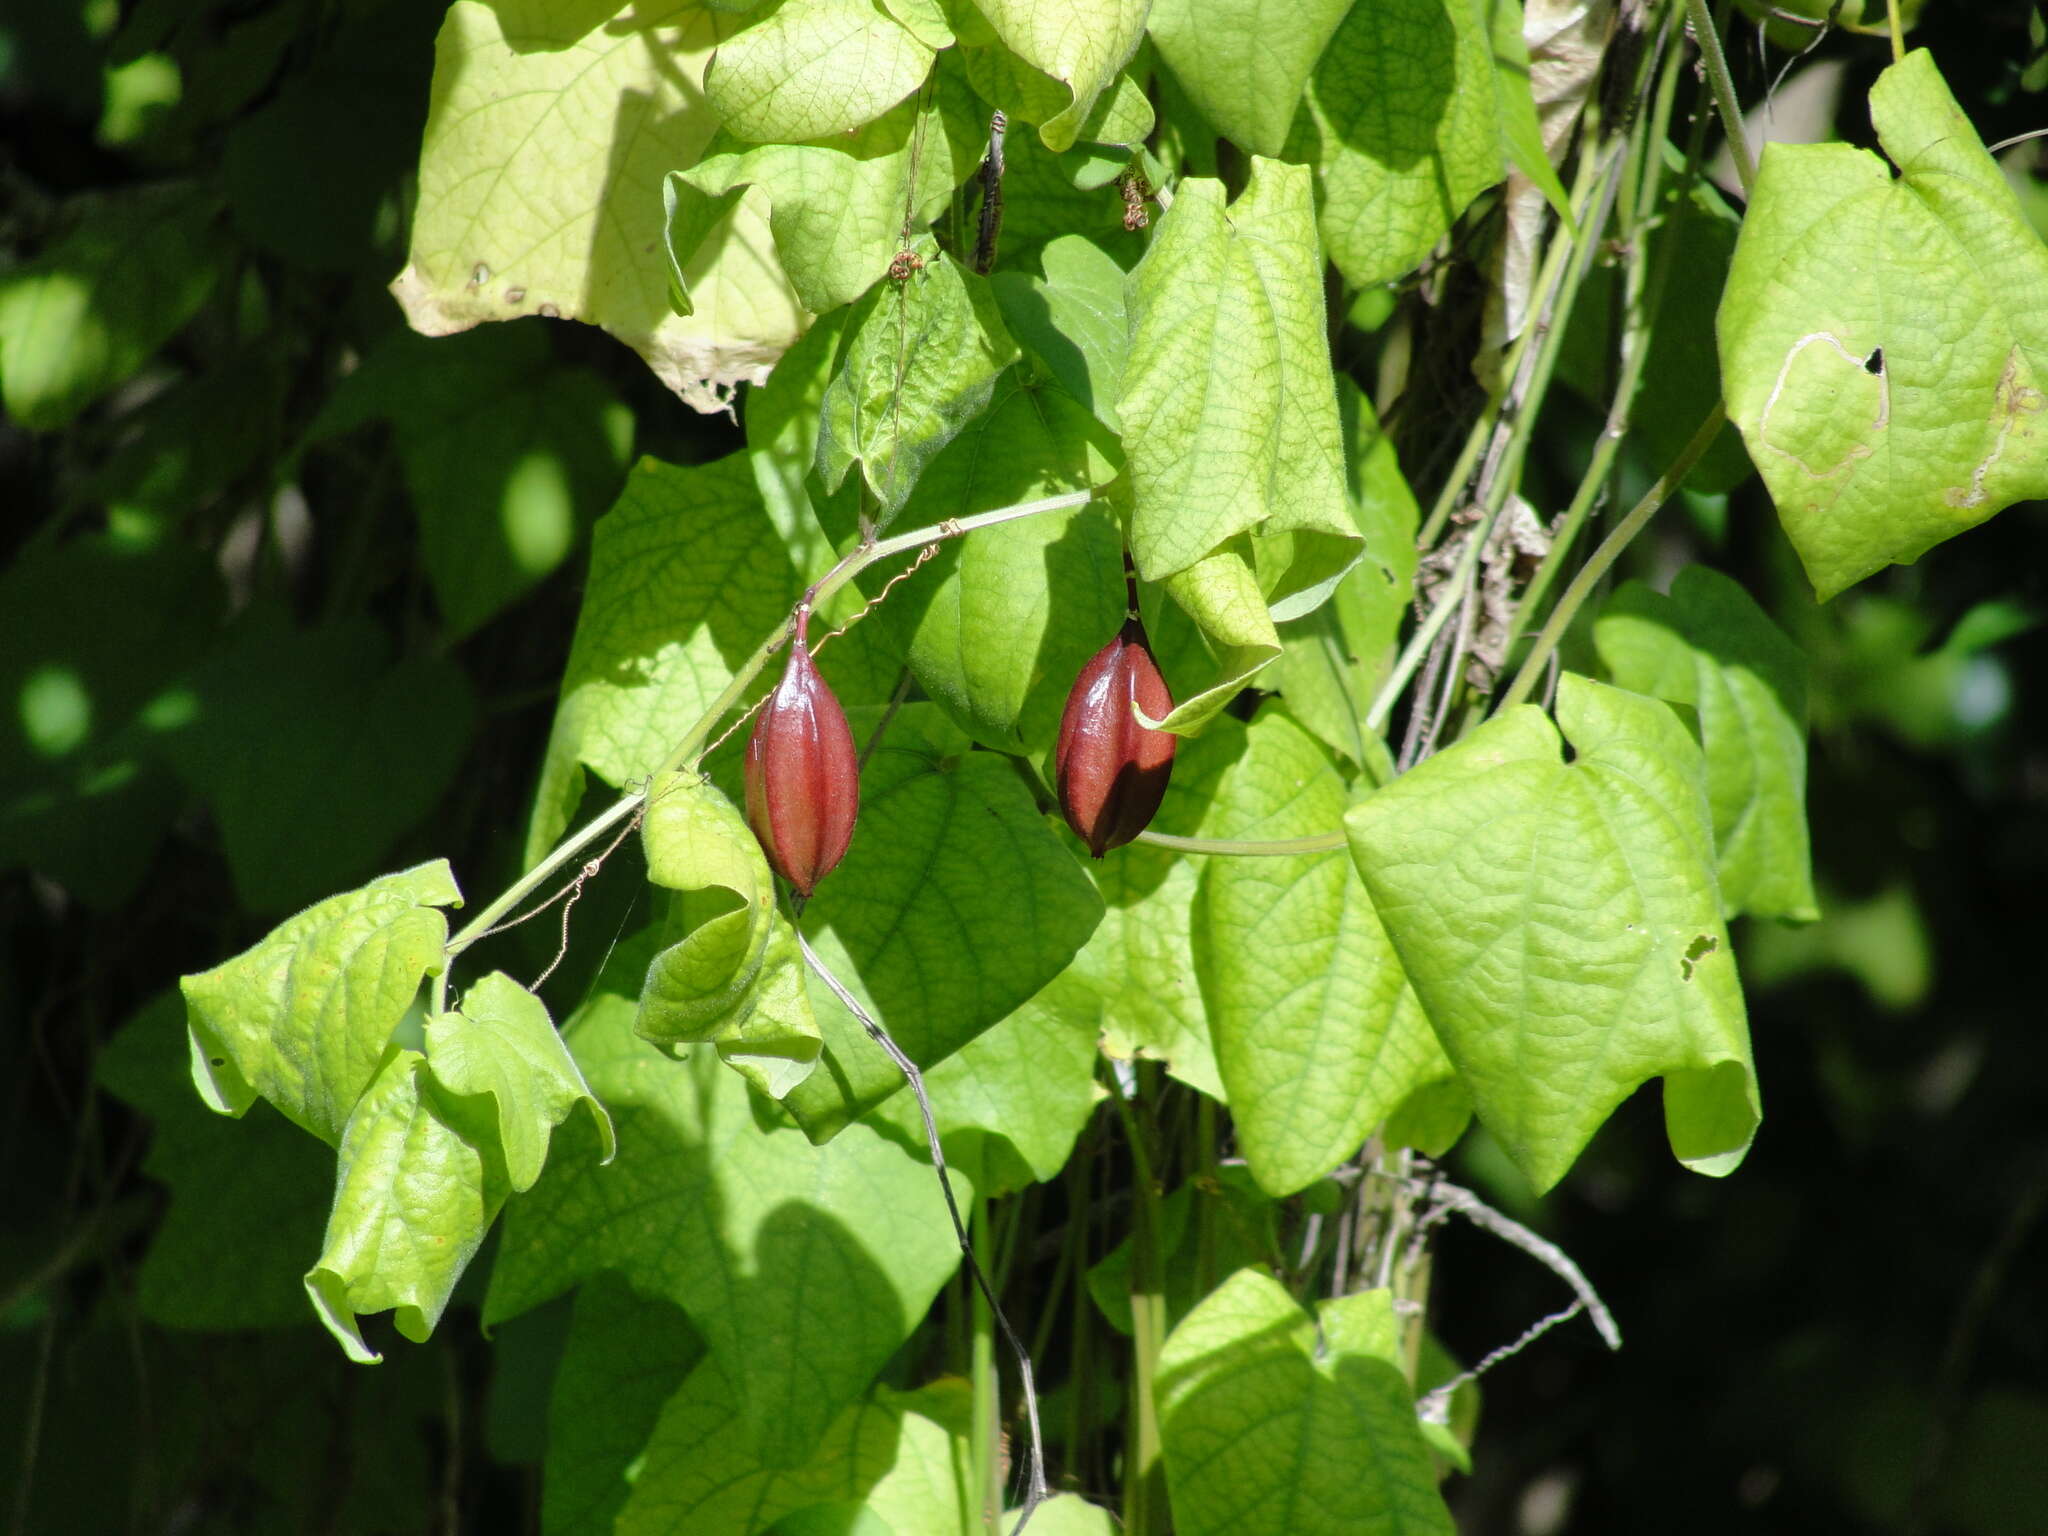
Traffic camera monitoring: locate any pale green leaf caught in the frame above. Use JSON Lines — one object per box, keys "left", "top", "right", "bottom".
{"left": 305, "top": 1047, "right": 501, "bottom": 1363}
{"left": 1271, "top": 377, "right": 1420, "bottom": 768}
{"left": 1293, "top": 0, "right": 1501, "bottom": 288}
{"left": 747, "top": 308, "right": 850, "bottom": 577}
{"left": 485, "top": 938, "right": 966, "bottom": 1466}
{"left": 1720, "top": 49, "right": 2048, "bottom": 599}
{"left": 424, "top": 971, "right": 614, "bottom": 1193}
{"left": 1345, "top": 675, "right": 1760, "bottom": 1192}
{"left": 968, "top": 0, "right": 1148, "bottom": 152}
{"left": 883, "top": 0, "right": 955, "bottom": 50}
{"left": 816, "top": 243, "right": 1021, "bottom": 518}
{"left": 990, "top": 232, "right": 1130, "bottom": 429}
{"left": 637, "top": 770, "right": 822, "bottom": 1098}
{"left": 1194, "top": 711, "right": 1453, "bottom": 1196}
{"left": 1594, "top": 567, "right": 1818, "bottom": 922}
{"left": 524, "top": 453, "right": 802, "bottom": 863}
{"left": 0, "top": 182, "right": 225, "bottom": 431}
{"left": 1072, "top": 854, "right": 1222, "bottom": 1100}
{"left": 833, "top": 371, "right": 1124, "bottom": 753}
{"left": 1005, "top": 1494, "right": 1119, "bottom": 1534}
{"left": 1158, "top": 1269, "right": 1454, "bottom": 1536}
{"left": 705, "top": 0, "right": 933, "bottom": 143}
{"left": 1146, "top": 0, "right": 1349, "bottom": 158}
{"left": 619, "top": 1363, "right": 970, "bottom": 1532}
{"left": 782, "top": 745, "right": 1104, "bottom": 1138}
{"left": 180, "top": 861, "right": 462, "bottom": 1145}
{"left": 1119, "top": 159, "right": 1361, "bottom": 614}
{"left": 393, "top": 2, "right": 803, "bottom": 412}
{"left": 1150, "top": 540, "right": 1283, "bottom": 735}
{"left": 543, "top": 1275, "right": 706, "bottom": 1536}
{"left": 668, "top": 81, "right": 983, "bottom": 318}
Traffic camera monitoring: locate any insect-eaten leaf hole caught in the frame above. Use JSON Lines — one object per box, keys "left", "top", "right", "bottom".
{"left": 1863, "top": 346, "right": 1884, "bottom": 375}
{"left": 1680, "top": 933, "right": 1718, "bottom": 980}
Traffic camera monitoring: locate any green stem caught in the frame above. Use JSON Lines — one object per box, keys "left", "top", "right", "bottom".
{"left": 1363, "top": 534, "right": 1483, "bottom": 737}
{"left": 440, "top": 489, "right": 1094, "bottom": 974}
{"left": 971, "top": 1195, "right": 1000, "bottom": 1535}
{"left": 1494, "top": 402, "right": 1727, "bottom": 713}
{"left": 1134, "top": 829, "right": 1346, "bottom": 857}
{"left": 1686, "top": 0, "right": 1755, "bottom": 198}
{"left": 1887, "top": 0, "right": 1906, "bottom": 63}
{"left": 1110, "top": 1069, "right": 1167, "bottom": 1536}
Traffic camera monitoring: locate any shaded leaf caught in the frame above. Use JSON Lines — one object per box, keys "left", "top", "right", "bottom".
{"left": 1594, "top": 566, "right": 1818, "bottom": 921}
{"left": 990, "top": 232, "right": 1130, "bottom": 430}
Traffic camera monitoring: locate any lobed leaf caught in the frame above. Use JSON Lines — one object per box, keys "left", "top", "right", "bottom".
{"left": 485, "top": 938, "right": 965, "bottom": 1466}
{"left": 1146, "top": 0, "right": 1350, "bottom": 159}
{"left": 1595, "top": 567, "right": 1818, "bottom": 922}
{"left": 637, "top": 769, "right": 822, "bottom": 1098}
{"left": 305, "top": 1046, "right": 502, "bottom": 1363}
{"left": 393, "top": 2, "right": 803, "bottom": 412}
{"left": 966, "top": 0, "right": 1148, "bottom": 152}
{"left": 0, "top": 182, "right": 225, "bottom": 431}
{"left": 1346, "top": 675, "right": 1760, "bottom": 1192}
{"left": 1119, "top": 159, "right": 1361, "bottom": 625}
{"left": 990, "top": 232, "right": 1131, "bottom": 430}
{"left": 1193, "top": 711, "right": 1454, "bottom": 1196}
{"left": 1720, "top": 49, "right": 2048, "bottom": 598}
{"left": 1157, "top": 1270, "right": 1454, "bottom": 1536}
{"left": 704, "top": 0, "right": 934, "bottom": 144}
{"left": 423, "top": 971, "right": 614, "bottom": 1193}
{"left": 816, "top": 242, "right": 1022, "bottom": 520}
{"left": 181, "top": 860, "right": 463, "bottom": 1146}
{"left": 783, "top": 742, "right": 1105, "bottom": 1137}
{"left": 1291, "top": 0, "right": 1501, "bottom": 288}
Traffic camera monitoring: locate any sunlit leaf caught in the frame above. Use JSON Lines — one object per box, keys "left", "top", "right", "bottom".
{"left": 705, "top": 0, "right": 933, "bottom": 143}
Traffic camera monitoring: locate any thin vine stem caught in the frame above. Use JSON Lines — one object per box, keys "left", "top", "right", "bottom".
{"left": 1886, "top": 0, "right": 1906, "bottom": 64}
{"left": 1687, "top": 0, "right": 1756, "bottom": 197}
{"left": 440, "top": 489, "right": 1093, "bottom": 977}
{"left": 1494, "top": 402, "right": 1727, "bottom": 714}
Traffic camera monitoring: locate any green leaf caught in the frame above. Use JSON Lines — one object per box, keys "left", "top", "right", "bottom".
{"left": 310, "top": 323, "right": 632, "bottom": 638}
{"left": 180, "top": 860, "right": 463, "bottom": 1145}
{"left": 1485, "top": 0, "right": 1572, "bottom": 227}
{"left": 1067, "top": 854, "right": 1222, "bottom": 1100}
{"left": 1193, "top": 711, "right": 1453, "bottom": 1196}
{"left": 668, "top": 81, "right": 982, "bottom": 318}
{"left": 1151, "top": 539, "right": 1283, "bottom": 735}
{"left": 1270, "top": 377, "right": 1420, "bottom": 768}
{"left": 1158, "top": 1269, "right": 1454, "bottom": 1536}
{"left": 156, "top": 607, "right": 476, "bottom": 913}
{"left": 1146, "top": 0, "right": 1350, "bottom": 159}
{"left": 484, "top": 939, "right": 966, "bottom": 1467}
{"left": 705, "top": 0, "right": 933, "bottom": 143}
{"left": 835, "top": 372, "right": 1124, "bottom": 753}
{"left": 867, "top": 986, "right": 1103, "bottom": 1196}
{"left": 305, "top": 1046, "right": 501, "bottom": 1362}
{"left": 1720, "top": 49, "right": 2048, "bottom": 599}
{"left": 966, "top": 0, "right": 1148, "bottom": 152}
{"left": 748, "top": 308, "right": 850, "bottom": 578}
{"left": 1088, "top": 1171, "right": 1283, "bottom": 1336}
{"left": 1292, "top": 0, "right": 1501, "bottom": 288}
{"left": 526, "top": 452, "right": 802, "bottom": 863}
{"left": 1119, "top": 159, "right": 1362, "bottom": 617}
{"left": 0, "top": 181, "right": 225, "bottom": 430}
{"left": 1557, "top": 174, "right": 1752, "bottom": 493}
{"left": 1004, "top": 1495, "right": 1119, "bottom": 1535}
{"left": 618, "top": 1364, "right": 970, "bottom": 1532}
{"left": 782, "top": 743, "right": 1105, "bottom": 1138}
{"left": 1345, "top": 675, "right": 1760, "bottom": 1192}
{"left": 394, "top": 2, "right": 802, "bottom": 412}
{"left": 424, "top": 972, "right": 614, "bottom": 1193}
{"left": 96, "top": 994, "right": 334, "bottom": 1330}
{"left": 543, "top": 1275, "right": 706, "bottom": 1536}
{"left": 816, "top": 244, "right": 1022, "bottom": 519}
{"left": 0, "top": 534, "right": 222, "bottom": 908}
{"left": 990, "top": 232, "right": 1130, "bottom": 430}
{"left": 638, "top": 769, "right": 822, "bottom": 1098}
{"left": 1594, "top": 567, "right": 1818, "bottom": 922}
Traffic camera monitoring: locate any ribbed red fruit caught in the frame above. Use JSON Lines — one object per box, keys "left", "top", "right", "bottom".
{"left": 1055, "top": 616, "right": 1176, "bottom": 857}
{"left": 744, "top": 622, "right": 859, "bottom": 896}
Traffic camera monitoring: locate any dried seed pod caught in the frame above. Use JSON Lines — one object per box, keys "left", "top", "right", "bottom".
{"left": 1055, "top": 615, "right": 1176, "bottom": 857}
{"left": 744, "top": 619, "right": 859, "bottom": 896}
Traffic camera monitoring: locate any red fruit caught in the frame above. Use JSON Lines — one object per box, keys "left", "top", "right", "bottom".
{"left": 1055, "top": 615, "right": 1176, "bottom": 857}
{"left": 744, "top": 617, "right": 859, "bottom": 896}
